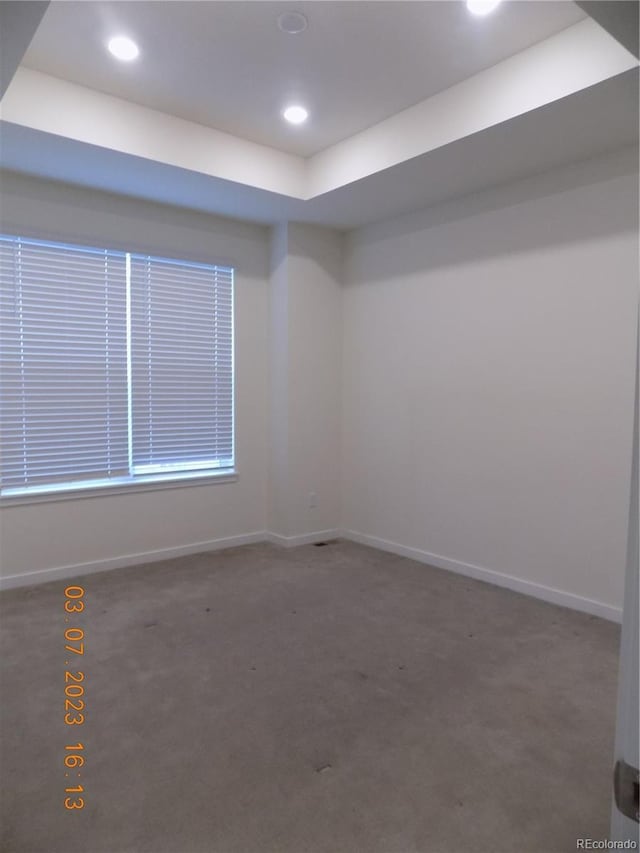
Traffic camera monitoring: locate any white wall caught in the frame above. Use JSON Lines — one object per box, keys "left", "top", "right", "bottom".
{"left": 0, "top": 172, "right": 270, "bottom": 581}
{"left": 268, "top": 222, "right": 343, "bottom": 539}
{"left": 342, "top": 149, "right": 638, "bottom": 617}
{"left": 268, "top": 223, "right": 291, "bottom": 537}
{"left": 1, "top": 150, "right": 636, "bottom": 620}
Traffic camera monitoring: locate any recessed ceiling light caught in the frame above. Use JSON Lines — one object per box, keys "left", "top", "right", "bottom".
{"left": 282, "top": 105, "right": 309, "bottom": 125}
{"left": 107, "top": 35, "right": 140, "bottom": 61}
{"left": 277, "top": 11, "right": 308, "bottom": 34}
{"left": 466, "top": 0, "right": 502, "bottom": 16}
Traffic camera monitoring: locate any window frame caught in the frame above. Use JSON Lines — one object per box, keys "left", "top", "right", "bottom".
{"left": 0, "top": 233, "right": 237, "bottom": 505}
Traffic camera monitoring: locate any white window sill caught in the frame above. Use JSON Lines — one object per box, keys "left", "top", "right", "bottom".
{"left": 0, "top": 469, "right": 238, "bottom": 506}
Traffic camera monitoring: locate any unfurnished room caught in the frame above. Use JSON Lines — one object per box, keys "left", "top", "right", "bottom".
{"left": 0, "top": 2, "right": 638, "bottom": 852}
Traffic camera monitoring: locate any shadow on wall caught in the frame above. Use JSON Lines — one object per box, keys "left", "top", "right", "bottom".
{"left": 0, "top": 165, "right": 272, "bottom": 277}
{"left": 346, "top": 142, "right": 638, "bottom": 283}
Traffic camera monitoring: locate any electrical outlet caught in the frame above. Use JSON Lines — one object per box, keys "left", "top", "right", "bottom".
{"left": 308, "top": 491, "right": 318, "bottom": 508}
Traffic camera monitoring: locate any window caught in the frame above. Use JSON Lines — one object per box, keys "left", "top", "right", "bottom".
{"left": 0, "top": 234, "right": 234, "bottom": 500}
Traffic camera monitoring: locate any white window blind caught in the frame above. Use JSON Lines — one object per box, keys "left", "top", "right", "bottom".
{"left": 129, "top": 254, "right": 234, "bottom": 474}
{"left": 0, "top": 234, "right": 234, "bottom": 499}
{"left": 0, "top": 236, "right": 129, "bottom": 492}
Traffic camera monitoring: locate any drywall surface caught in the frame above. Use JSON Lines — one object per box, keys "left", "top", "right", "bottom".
{"left": 268, "top": 222, "right": 291, "bottom": 536}
{"left": 342, "top": 149, "right": 639, "bottom": 614}
{"left": 286, "top": 223, "right": 343, "bottom": 535}
{"left": 3, "top": 68, "right": 306, "bottom": 197}
{"left": 0, "top": 172, "right": 270, "bottom": 580}
{"left": 268, "top": 222, "right": 343, "bottom": 539}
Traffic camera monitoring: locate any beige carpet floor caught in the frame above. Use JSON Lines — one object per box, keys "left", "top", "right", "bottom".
{"left": 0, "top": 540, "right": 620, "bottom": 853}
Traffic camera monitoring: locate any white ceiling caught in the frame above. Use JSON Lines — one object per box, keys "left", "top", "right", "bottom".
{"left": 0, "top": 1, "right": 638, "bottom": 229}
{"left": 2, "top": 67, "right": 636, "bottom": 230}
{"left": 22, "top": 1, "right": 585, "bottom": 157}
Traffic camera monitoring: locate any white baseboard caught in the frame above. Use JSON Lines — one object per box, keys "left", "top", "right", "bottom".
{"left": 341, "top": 529, "right": 623, "bottom": 624}
{"left": 1, "top": 525, "right": 623, "bottom": 624}
{"left": 265, "top": 529, "right": 341, "bottom": 548}
{"left": 0, "top": 531, "right": 267, "bottom": 591}
{"left": 0, "top": 527, "right": 339, "bottom": 590}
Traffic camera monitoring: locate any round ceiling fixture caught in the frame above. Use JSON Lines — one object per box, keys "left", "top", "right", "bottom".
{"left": 277, "top": 11, "right": 308, "bottom": 34}
{"left": 107, "top": 35, "right": 140, "bottom": 61}
{"left": 282, "top": 104, "right": 309, "bottom": 125}
{"left": 466, "top": 0, "right": 502, "bottom": 16}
